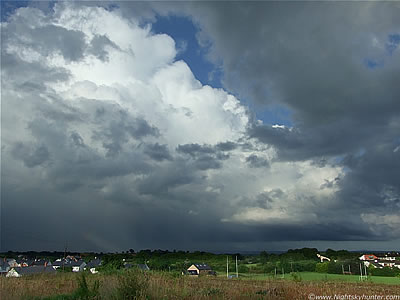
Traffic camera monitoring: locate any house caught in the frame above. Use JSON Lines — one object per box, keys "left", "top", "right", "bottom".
{"left": 6, "top": 259, "right": 18, "bottom": 268}
{"left": 187, "top": 264, "right": 215, "bottom": 276}
{"left": 0, "top": 259, "right": 10, "bottom": 276}
{"left": 85, "top": 258, "right": 102, "bottom": 274}
{"left": 378, "top": 252, "right": 400, "bottom": 261}
{"left": 66, "top": 255, "right": 81, "bottom": 262}
{"left": 67, "top": 260, "right": 86, "bottom": 272}
{"left": 363, "top": 259, "right": 400, "bottom": 270}
{"left": 32, "top": 259, "right": 52, "bottom": 267}
{"left": 52, "top": 259, "right": 65, "bottom": 270}
{"left": 359, "top": 254, "right": 378, "bottom": 261}
{"left": 6, "top": 266, "right": 56, "bottom": 277}
{"left": 16, "top": 258, "right": 34, "bottom": 267}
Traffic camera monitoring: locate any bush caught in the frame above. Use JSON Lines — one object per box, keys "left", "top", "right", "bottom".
{"left": 290, "top": 272, "right": 302, "bottom": 282}
{"left": 238, "top": 265, "right": 249, "bottom": 273}
{"left": 115, "top": 269, "right": 149, "bottom": 299}
{"left": 369, "top": 266, "right": 400, "bottom": 277}
{"left": 327, "top": 262, "right": 342, "bottom": 274}
{"left": 315, "top": 262, "right": 329, "bottom": 273}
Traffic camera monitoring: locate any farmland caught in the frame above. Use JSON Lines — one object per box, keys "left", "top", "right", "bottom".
{"left": 236, "top": 272, "right": 400, "bottom": 285}
{"left": 1, "top": 270, "right": 400, "bottom": 300}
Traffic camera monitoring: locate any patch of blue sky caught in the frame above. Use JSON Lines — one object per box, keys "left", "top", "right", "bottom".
{"left": 386, "top": 33, "right": 400, "bottom": 55}
{"left": 1, "top": 1, "right": 56, "bottom": 22}
{"left": 151, "top": 15, "right": 222, "bottom": 89}
{"left": 253, "top": 104, "right": 293, "bottom": 127}
{"left": 362, "top": 33, "right": 400, "bottom": 70}
{"left": 363, "top": 58, "right": 384, "bottom": 70}
{"left": 1, "top": 1, "right": 29, "bottom": 21}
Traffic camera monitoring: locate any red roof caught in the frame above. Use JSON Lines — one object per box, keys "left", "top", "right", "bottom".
{"left": 363, "top": 254, "right": 378, "bottom": 260}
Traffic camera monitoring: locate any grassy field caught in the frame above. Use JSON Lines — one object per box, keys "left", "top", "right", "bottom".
{"left": 236, "top": 272, "right": 400, "bottom": 285}
{"left": 1, "top": 270, "right": 400, "bottom": 300}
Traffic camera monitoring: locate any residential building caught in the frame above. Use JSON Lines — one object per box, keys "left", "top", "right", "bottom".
{"left": 6, "top": 266, "right": 56, "bottom": 277}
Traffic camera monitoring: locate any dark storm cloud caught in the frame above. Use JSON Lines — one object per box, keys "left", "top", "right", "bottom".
{"left": 142, "top": 3, "right": 400, "bottom": 220}
{"left": 166, "top": 1, "right": 400, "bottom": 240}
{"left": 245, "top": 154, "right": 270, "bottom": 169}
{"left": 215, "top": 141, "right": 237, "bottom": 152}
{"left": 338, "top": 142, "right": 400, "bottom": 211}
{"left": 176, "top": 142, "right": 233, "bottom": 170}
{"left": 91, "top": 103, "right": 159, "bottom": 157}
{"left": 247, "top": 120, "right": 395, "bottom": 161}
{"left": 176, "top": 143, "right": 214, "bottom": 156}
{"left": 175, "top": 0, "right": 400, "bottom": 155}
{"left": 144, "top": 143, "right": 172, "bottom": 161}
{"left": 12, "top": 143, "right": 50, "bottom": 168}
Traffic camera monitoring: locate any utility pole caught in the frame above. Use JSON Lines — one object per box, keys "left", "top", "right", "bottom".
{"left": 226, "top": 256, "right": 229, "bottom": 278}
{"left": 236, "top": 255, "right": 238, "bottom": 278}
{"left": 63, "top": 241, "right": 68, "bottom": 272}
{"left": 364, "top": 264, "right": 367, "bottom": 279}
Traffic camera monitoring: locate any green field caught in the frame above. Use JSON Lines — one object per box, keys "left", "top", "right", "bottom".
{"left": 226, "top": 272, "right": 400, "bottom": 285}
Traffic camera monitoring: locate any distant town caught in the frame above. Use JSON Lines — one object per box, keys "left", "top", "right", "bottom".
{"left": 1, "top": 248, "right": 400, "bottom": 278}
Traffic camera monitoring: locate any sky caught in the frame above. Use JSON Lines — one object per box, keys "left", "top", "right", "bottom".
{"left": 1, "top": 1, "right": 400, "bottom": 253}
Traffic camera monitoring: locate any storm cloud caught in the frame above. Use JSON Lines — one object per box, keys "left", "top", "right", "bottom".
{"left": 1, "top": 1, "right": 399, "bottom": 252}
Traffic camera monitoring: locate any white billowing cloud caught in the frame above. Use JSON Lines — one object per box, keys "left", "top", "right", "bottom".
{"left": 41, "top": 3, "right": 248, "bottom": 147}
{"left": 152, "top": 61, "right": 249, "bottom": 145}
{"left": 53, "top": 3, "right": 176, "bottom": 83}
{"left": 220, "top": 159, "right": 342, "bottom": 224}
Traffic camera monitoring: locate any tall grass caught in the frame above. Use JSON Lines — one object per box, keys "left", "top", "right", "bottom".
{"left": 23, "top": 274, "right": 100, "bottom": 300}
{"left": 1, "top": 270, "right": 400, "bottom": 299}
{"left": 113, "top": 269, "right": 149, "bottom": 300}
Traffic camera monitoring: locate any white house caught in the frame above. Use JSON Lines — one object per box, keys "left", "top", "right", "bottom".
{"left": 68, "top": 260, "right": 86, "bottom": 272}
{"left": 85, "top": 258, "right": 102, "bottom": 274}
